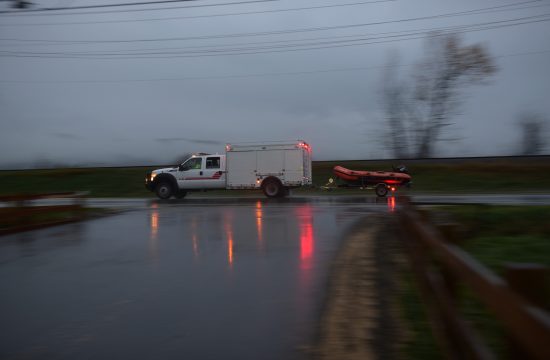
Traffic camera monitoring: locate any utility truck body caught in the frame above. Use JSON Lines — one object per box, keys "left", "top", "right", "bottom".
{"left": 145, "top": 141, "right": 312, "bottom": 199}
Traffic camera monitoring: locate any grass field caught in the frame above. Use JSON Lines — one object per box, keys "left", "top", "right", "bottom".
{"left": 443, "top": 204, "right": 550, "bottom": 271}
{"left": 403, "top": 205, "right": 550, "bottom": 358}
{"left": 0, "top": 157, "right": 549, "bottom": 197}
{"left": 0, "top": 206, "right": 111, "bottom": 235}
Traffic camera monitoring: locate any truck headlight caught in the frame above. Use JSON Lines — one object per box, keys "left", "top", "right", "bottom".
{"left": 150, "top": 173, "right": 157, "bottom": 181}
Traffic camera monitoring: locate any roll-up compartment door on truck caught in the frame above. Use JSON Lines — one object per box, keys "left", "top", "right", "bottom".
{"left": 257, "top": 150, "right": 285, "bottom": 176}
{"left": 226, "top": 150, "right": 257, "bottom": 188}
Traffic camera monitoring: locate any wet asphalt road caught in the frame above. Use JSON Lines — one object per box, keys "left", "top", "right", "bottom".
{"left": 6, "top": 193, "right": 550, "bottom": 210}
{"left": 0, "top": 198, "right": 397, "bottom": 360}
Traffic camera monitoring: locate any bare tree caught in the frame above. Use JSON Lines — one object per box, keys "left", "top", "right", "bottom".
{"left": 380, "top": 55, "right": 412, "bottom": 158}
{"left": 381, "top": 33, "right": 496, "bottom": 158}
{"left": 517, "top": 112, "right": 548, "bottom": 155}
{"left": 9, "top": 0, "right": 32, "bottom": 9}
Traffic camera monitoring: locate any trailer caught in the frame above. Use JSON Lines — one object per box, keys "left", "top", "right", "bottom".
{"left": 329, "top": 164, "right": 412, "bottom": 197}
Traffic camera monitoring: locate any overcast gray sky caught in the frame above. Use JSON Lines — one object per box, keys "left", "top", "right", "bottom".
{"left": 1, "top": 0, "right": 549, "bottom": 168}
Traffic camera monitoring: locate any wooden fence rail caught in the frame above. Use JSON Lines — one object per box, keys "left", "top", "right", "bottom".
{"left": 398, "top": 203, "right": 550, "bottom": 360}
{"left": 0, "top": 192, "right": 88, "bottom": 235}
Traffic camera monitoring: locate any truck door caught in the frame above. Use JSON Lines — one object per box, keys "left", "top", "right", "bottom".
{"left": 176, "top": 156, "right": 204, "bottom": 189}
{"left": 202, "top": 156, "right": 225, "bottom": 189}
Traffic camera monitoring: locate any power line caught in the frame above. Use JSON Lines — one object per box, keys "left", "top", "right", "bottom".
{"left": 0, "top": 0, "right": 280, "bottom": 16}
{"left": 0, "top": 25, "right": 465, "bottom": 52}
{"left": 0, "top": 0, "right": 280, "bottom": 17}
{"left": 0, "top": 13, "right": 546, "bottom": 54}
{"left": 0, "top": 1, "right": 542, "bottom": 44}
{"left": 1, "top": 6, "right": 546, "bottom": 52}
{"left": 0, "top": 0, "right": 198, "bottom": 14}
{"left": 3, "top": 19, "right": 549, "bottom": 59}
{"left": 1, "top": 48, "right": 548, "bottom": 84}
{"left": 1, "top": 14, "right": 549, "bottom": 59}
{"left": 0, "top": 0, "right": 396, "bottom": 26}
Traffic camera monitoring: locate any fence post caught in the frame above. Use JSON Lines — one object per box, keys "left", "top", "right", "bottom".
{"left": 504, "top": 263, "right": 550, "bottom": 359}
{"left": 16, "top": 198, "right": 29, "bottom": 228}
{"left": 437, "top": 223, "right": 463, "bottom": 303}
{"left": 73, "top": 194, "right": 85, "bottom": 220}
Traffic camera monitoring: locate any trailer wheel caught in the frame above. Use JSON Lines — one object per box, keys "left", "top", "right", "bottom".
{"left": 262, "top": 178, "right": 282, "bottom": 198}
{"left": 375, "top": 183, "right": 388, "bottom": 197}
{"left": 156, "top": 181, "right": 173, "bottom": 199}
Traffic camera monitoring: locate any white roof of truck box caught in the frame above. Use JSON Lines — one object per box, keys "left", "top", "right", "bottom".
{"left": 226, "top": 140, "right": 308, "bottom": 152}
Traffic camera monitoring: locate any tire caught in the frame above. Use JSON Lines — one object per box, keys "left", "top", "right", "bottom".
{"left": 262, "top": 178, "right": 282, "bottom": 198}
{"left": 155, "top": 181, "right": 173, "bottom": 199}
{"left": 175, "top": 190, "right": 187, "bottom": 199}
{"left": 375, "top": 183, "right": 388, "bottom": 197}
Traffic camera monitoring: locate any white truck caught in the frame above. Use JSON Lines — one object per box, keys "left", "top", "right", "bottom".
{"left": 145, "top": 141, "right": 312, "bottom": 199}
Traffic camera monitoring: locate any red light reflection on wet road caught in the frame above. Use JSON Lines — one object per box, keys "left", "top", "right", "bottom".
{"left": 296, "top": 205, "right": 315, "bottom": 270}
{"left": 224, "top": 212, "right": 234, "bottom": 268}
{"left": 150, "top": 203, "right": 159, "bottom": 240}
{"left": 256, "top": 201, "right": 263, "bottom": 250}
{"left": 295, "top": 204, "right": 316, "bottom": 320}
{"left": 387, "top": 196, "right": 396, "bottom": 212}
{"left": 149, "top": 203, "right": 160, "bottom": 262}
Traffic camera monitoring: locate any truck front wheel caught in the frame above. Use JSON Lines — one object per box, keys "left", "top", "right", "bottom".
{"left": 155, "top": 181, "right": 173, "bottom": 199}
{"left": 262, "top": 178, "right": 283, "bottom": 198}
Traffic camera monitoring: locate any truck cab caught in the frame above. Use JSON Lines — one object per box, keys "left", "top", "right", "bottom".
{"left": 145, "top": 153, "right": 226, "bottom": 199}
{"left": 176, "top": 154, "right": 226, "bottom": 189}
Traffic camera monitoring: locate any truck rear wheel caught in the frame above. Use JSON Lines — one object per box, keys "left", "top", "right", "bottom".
{"left": 155, "top": 181, "right": 173, "bottom": 199}
{"left": 375, "top": 183, "right": 388, "bottom": 197}
{"left": 262, "top": 178, "right": 282, "bottom": 198}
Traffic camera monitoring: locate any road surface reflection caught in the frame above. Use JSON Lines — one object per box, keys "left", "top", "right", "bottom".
{"left": 149, "top": 203, "right": 159, "bottom": 263}
{"left": 191, "top": 215, "right": 199, "bottom": 260}
{"left": 388, "top": 196, "right": 396, "bottom": 212}
{"left": 222, "top": 210, "right": 234, "bottom": 268}
{"left": 148, "top": 203, "right": 320, "bottom": 272}
{"left": 256, "top": 200, "right": 263, "bottom": 251}
{"left": 297, "top": 204, "right": 315, "bottom": 270}
{"left": 0, "top": 200, "right": 387, "bottom": 360}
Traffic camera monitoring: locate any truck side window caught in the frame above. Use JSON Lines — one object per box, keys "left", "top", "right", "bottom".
{"left": 206, "top": 157, "right": 220, "bottom": 169}
{"left": 181, "top": 157, "right": 202, "bottom": 171}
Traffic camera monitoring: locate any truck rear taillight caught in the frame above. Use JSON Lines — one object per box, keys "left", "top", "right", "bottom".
{"left": 297, "top": 141, "right": 311, "bottom": 152}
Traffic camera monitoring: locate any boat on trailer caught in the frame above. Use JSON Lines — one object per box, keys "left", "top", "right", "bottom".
{"left": 332, "top": 165, "right": 412, "bottom": 197}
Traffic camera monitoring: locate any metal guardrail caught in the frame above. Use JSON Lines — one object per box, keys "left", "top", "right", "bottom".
{"left": 398, "top": 201, "right": 550, "bottom": 360}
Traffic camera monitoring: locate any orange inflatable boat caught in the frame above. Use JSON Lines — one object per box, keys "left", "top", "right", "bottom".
{"left": 333, "top": 165, "right": 412, "bottom": 196}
